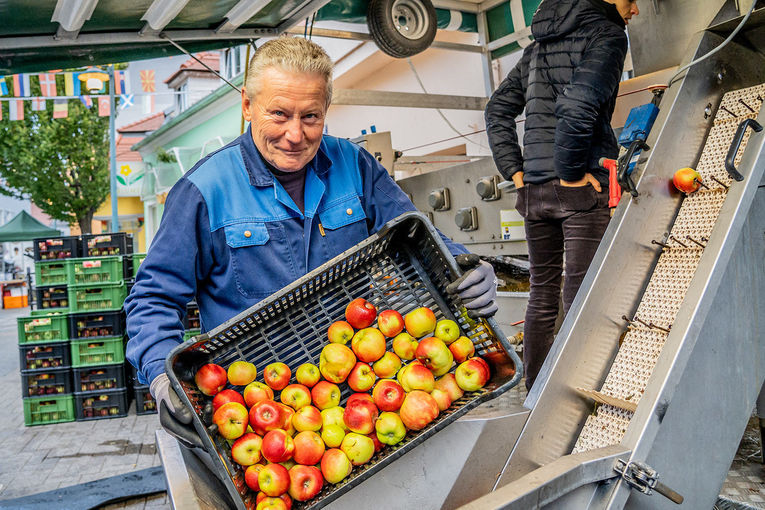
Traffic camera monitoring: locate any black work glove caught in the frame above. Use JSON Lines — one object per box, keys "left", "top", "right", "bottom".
{"left": 150, "top": 373, "right": 204, "bottom": 449}
{"left": 446, "top": 254, "right": 499, "bottom": 319}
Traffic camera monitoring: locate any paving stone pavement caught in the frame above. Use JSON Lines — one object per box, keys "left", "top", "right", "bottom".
{"left": 0, "top": 306, "right": 170, "bottom": 509}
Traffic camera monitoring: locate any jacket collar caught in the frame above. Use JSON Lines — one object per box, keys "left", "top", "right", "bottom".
{"left": 238, "top": 125, "right": 333, "bottom": 187}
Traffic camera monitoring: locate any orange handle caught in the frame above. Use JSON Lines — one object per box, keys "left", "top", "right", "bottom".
{"left": 599, "top": 158, "right": 622, "bottom": 208}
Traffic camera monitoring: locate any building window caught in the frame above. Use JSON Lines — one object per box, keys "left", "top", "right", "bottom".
{"left": 224, "top": 47, "right": 243, "bottom": 79}
{"left": 176, "top": 82, "right": 189, "bottom": 113}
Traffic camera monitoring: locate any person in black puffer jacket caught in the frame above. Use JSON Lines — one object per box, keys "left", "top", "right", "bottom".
{"left": 485, "top": 0, "right": 639, "bottom": 391}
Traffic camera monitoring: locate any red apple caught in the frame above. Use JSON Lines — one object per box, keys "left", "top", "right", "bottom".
{"left": 231, "top": 432, "right": 263, "bottom": 466}
{"left": 276, "top": 403, "right": 295, "bottom": 434}
{"left": 455, "top": 358, "right": 490, "bottom": 391}
{"left": 321, "top": 449, "right": 352, "bottom": 484}
{"left": 244, "top": 381, "right": 275, "bottom": 408}
{"left": 343, "top": 398, "right": 378, "bottom": 435}
{"left": 195, "top": 363, "right": 227, "bottom": 396}
{"left": 292, "top": 405, "right": 322, "bottom": 432}
{"left": 245, "top": 463, "right": 265, "bottom": 491}
{"left": 288, "top": 464, "right": 324, "bottom": 502}
{"left": 292, "top": 430, "right": 325, "bottom": 465}
{"left": 264, "top": 362, "right": 291, "bottom": 391}
{"left": 280, "top": 384, "right": 312, "bottom": 411}
{"left": 346, "top": 392, "right": 374, "bottom": 406}
{"left": 262, "top": 429, "right": 295, "bottom": 463}
{"left": 404, "top": 307, "right": 437, "bottom": 338}
{"left": 416, "top": 337, "right": 454, "bottom": 377}
{"left": 249, "top": 400, "right": 284, "bottom": 435}
{"left": 430, "top": 388, "right": 452, "bottom": 411}
{"left": 449, "top": 336, "right": 475, "bottom": 363}
{"left": 377, "top": 309, "right": 404, "bottom": 337}
{"left": 295, "top": 363, "right": 320, "bottom": 387}
{"left": 434, "top": 319, "right": 461, "bottom": 345}
{"left": 258, "top": 463, "right": 290, "bottom": 497}
{"left": 372, "top": 351, "right": 401, "bottom": 379}
{"left": 399, "top": 390, "right": 439, "bottom": 431}
{"left": 351, "top": 328, "right": 386, "bottom": 363}
{"left": 319, "top": 343, "right": 356, "bottom": 383}
{"left": 397, "top": 362, "right": 435, "bottom": 393}
{"left": 345, "top": 298, "right": 377, "bottom": 329}
{"left": 367, "top": 431, "right": 384, "bottom": 453}
{"left": 213, "top": 401, "right": 249, "bottom": 439}
{"left": 347, "top": 362, "right": 376, "bottom": 392}
{"left": 392, "top": 332, "right": 418, "bottom": 360}
{"left": 327, "top": 320, "right": 355, "bottom": 344}
{"left": 256, "top": 496, "right": 289, "bottom": 510}
{"left": 311, "top": 381, "right": 341, "bottom": 410}
{"left": 212, "top": 388, "right": 246, "bottom": 412}
{"left": 228, "top": 360, "right": 258, "bottom": 386}
{"left": 372, "top": 379, "right": 406, "bottom": 412}
{"left": 434, "top": 373, "right": 464, "bottom": 402}
{"left": 673, "top": 167, "right": 703, "bottom": 193}
{"left": 375, "top": 411, "right": 406, "bottom": 445}
{"left": 340, "top": 432, "right": 375, "bottom": 466}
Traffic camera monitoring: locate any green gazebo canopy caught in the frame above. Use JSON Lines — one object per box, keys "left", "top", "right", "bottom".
{"left": 0, "top": 210, "right": 60, "bottom": 242}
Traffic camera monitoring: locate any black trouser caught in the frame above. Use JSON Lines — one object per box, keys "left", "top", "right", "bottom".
{"left": 515, "top": 180, "right": 611, "bottom": 391}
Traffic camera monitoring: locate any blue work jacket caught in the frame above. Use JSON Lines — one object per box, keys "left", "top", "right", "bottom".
{"left": 125, "top": 128, "right": 467, "bottom": 385}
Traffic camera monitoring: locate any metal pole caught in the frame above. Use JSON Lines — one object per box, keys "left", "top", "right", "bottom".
{"left": 108, "top": 64, "right": 119, "bottom": 232}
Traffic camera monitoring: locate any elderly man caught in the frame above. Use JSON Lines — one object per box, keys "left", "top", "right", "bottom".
{"left": 126, "top": 37, "right": 498, "bottom": 446}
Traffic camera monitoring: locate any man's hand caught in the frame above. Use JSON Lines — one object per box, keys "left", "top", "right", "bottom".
{"left": 560, "top": 172, "right": 602, "bottom": 192}
{"left": 446, "top": 254, "right": 499, "bottom": 319}
{"left": 151, "top": 373, "right": 204, "bottom": 449}
{"left": 512, "top": 171, "right": 525, "bottom": 189}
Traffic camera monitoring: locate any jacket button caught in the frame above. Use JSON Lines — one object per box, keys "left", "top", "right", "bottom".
{"left": 346, "top": 208, "right": 353, "bottom": 215}
{"left": 244, "top": 230, "right": 252, "bottom": 238}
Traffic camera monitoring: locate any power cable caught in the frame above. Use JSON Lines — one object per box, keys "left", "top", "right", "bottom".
{"left": 159, "top": 33, "right": 241, "bottom": 94}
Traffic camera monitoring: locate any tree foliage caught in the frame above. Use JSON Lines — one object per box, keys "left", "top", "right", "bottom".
{"left": 0, "top": 78, "right": 111, "bottom": 234}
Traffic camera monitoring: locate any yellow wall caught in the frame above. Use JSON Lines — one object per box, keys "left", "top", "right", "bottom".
{"left": 91, "top": 195, "right": 147, "bottom": 253}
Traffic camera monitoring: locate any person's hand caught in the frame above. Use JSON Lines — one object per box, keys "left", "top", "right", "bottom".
{"left": 560, "top": 172, "right": 602, "bottom": 192}
{"left": 151, "top": 372, "right": 204, "bottom": 449}
{"left": 446, "top": 254, "right": 498, "bottom": 319}
{"left": 512, "top": 171, "right": 525, "bottom": 189}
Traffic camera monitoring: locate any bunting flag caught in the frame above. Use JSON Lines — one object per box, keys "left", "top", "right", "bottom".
{"left": 38, "top": 73, "right": 57, "bottom": 97}
{"left": 98, "top": 96, "right": 110, "bottom": 116}
{"left": 114, "top": 70, "right": 130, "bottom": 94}
{"left": 53, "top": 98, "right": 68, "bottom": 118}
{"left": 80, "top": 95, "right": 92, "bottom": 107}
{"left": 0, "top": 77, "right": 8, "bottom": 96}
{"left": 140, "top": 69, "right": 155, "bottom": 92}
{"left": 64, "top": 72, "right": 81, "bottom": 96}
{"left": 142, "top": 95, "right": 155, "bottom": 115}
{"left": 12, "top": 74, "right": 30, "bottom": 97}
{"left": 0, "top": 104, "right": 2, "bottom": 121}
{"left": 9, "top": 99, "right": 24, "bottom": 121}
{"left": 119, "top": 94, "right": 134, "bottom": 110}
{"left": 31, "top": 97, "right": 46, "bottom": 111}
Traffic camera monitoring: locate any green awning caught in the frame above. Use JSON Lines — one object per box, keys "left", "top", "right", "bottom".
{"left": 0, "top": 210, "right": 60, "bottom": 242}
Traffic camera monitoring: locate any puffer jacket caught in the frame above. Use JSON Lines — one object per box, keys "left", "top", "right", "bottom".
{"left": 485, "top": 0, "right": 628, "bottom": 186}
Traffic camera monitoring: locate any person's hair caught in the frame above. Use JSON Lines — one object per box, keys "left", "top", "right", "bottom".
{"left": 244, "top": 37, "right": 333, "bottom": 108}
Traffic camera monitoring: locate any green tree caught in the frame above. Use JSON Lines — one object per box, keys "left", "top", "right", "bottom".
{"left": 0, "top": 82, "right": 111, "bottom": 234}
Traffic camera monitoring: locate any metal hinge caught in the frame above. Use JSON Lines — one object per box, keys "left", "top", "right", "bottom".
{"left": 613, "top": 459, "right": 684, "bottom": 505}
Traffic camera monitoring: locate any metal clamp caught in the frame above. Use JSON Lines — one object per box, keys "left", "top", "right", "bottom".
{"left": 725, "top": 118, "right": 763, "bottom": 181}
{"left": 614, "top": 459, "right": 684, "bottom": 504}
{"left": 618, "top": 139, "right": 650, "bottom": 197}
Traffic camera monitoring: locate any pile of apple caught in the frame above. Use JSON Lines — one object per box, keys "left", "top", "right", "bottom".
{"left": 193, "top": 298, "right": 491, "bottom": 510}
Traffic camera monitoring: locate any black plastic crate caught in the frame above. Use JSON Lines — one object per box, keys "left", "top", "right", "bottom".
{"left": 35, "top": 285, "right": 69, "bottom": 311}
{"left": 72, "top": 364, "right": 125, "bottom": 393}
{"left": 183, "top": 301, "right": 200, "bottom": 330}
{"left": 33, "top": 236, "right": 80, "bottom": 261}
{"left": 167, "top": 212, "right": 522, "bottom": 510}
{"left": 81, "top": 233, "right": 133, "bottom": 257}
{"left": 68, "top": 310, "right": 125, "bottom": 340}
{"left": 19, "top": 341, "right": 71, "bottom": 371}
{"left": 74, "top": 388, "right": 129, "bottom": 420}
{"left": 21, "top": 366, "right": 72, "bottom": 398}
{"left": 134, "top": 384, "right": 157, "bottom": 415}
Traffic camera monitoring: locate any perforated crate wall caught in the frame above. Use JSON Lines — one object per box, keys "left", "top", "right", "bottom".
{"left": 17, "top": 314, "right": 69, "bottom": 344}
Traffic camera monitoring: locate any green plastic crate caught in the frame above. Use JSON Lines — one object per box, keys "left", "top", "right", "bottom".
{"left": 70, "top": 336, "right": 125, "bottom": 367}
{"left": 183, "top": 329, "right": 201, "bottom": 341}
{"left": 17, "top": 314, "right": 69, "bottom": 344}
{"left": 35, "top": 260, "right": 72, "bottom": 286}
{"left": 68, "top": 282, "right": 127, "bottom": 312}
{"left": 23, "top": 395, "right": 75, "bottom": 426}
{"left": 71, "top": 256, "right": 125, "bottom": 285}
{"left": 132, "top": 253, "right": 146, "bottom": 278}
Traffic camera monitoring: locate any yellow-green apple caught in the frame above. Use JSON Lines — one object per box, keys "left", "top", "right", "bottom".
{"left": 375, "top": 411, "right": 406, "bottom": 446}
{"left": 294, "top": 363, "right": 320, "bottom": 387}
{"left": 367, "top": 431, "right": 384, "bottom": 453}
{"left": 311, "top": 381, "right": 341, "bottom": 410}
{"left": 415, "top": 337, "right": 454, "bottom": 377}
{"left": 455, "top": 358, "right": 490, "bottom": 391}
{"left": 212, "top": 388, "right": 246, "bottom": 412}
{"left": 434, "top": 373, "right": 464, "bottom": 402}
{"left": 434, "top": 319, "right": 461, "bottom": 345}
{"left": 249, "top": 400, "right": 284, "bottom": 435}
{"left": 340, "top": 432, "right": 375, "bottom": 466}
{"left": 195, "top": 363, "right": 227, "bottom": 396}
{"left": 377, "top": 309, "right": 404, "bottom": 337}
{"left": 244, "top": 381, "right": 274, "bottom": 408}
{"left": 227, "top": 360, "right": 258, "bottom": 386}
{"left": 345, "top": 298, "right": 377, "bottom": 329}
{"left": 372, "top": 351, "right": 401, "bottom": 378}
{"left": 343, "top": 398, "right": 379, "bottom": 435}
{"left": 397, "top": 362, "right": 435, "bottom": 393}
{"left": 264, "top": 362, "right": 291, "bottom": 391}
{"left": 351, "top": 328, "right": 386, "bottom": 363}
{"left": 279, "top": 460, "right": 296, "bottom": 471}
{"left": 321, "top": 424, "right": 345, "bottom": 448}
{"left": 346, "top": 393, "right": 374, "bottom": 406}
{"left": 213, "top": 401, "right": 249, "bottom": 439}
{"left": 372, "top": 379, "right": 406, "bottom": 412}
{"left": 255, "top": 495, "right": 289, "bottom": 510}
{"left": 319, "top": 344, "right": 356, "bottom": 383}
{"left": 288, "top": 464, "right": 324, "bottom": 502}
{"left": 292, "top": 405, "right": 322, "bottom": 432}
{"left": 399, "top": 390, "right": 439, "bottom": 431}
{"left": 292, "top": 430, "right": 325, "bottom": 465}
{"left": 327, "top": 320, "right": 354, "bottom": 344}
{"left": 392, "top": 332, "right": 418, "bottom": 360}
{"left": 245, "top": 463, "right": 265, "bottom": 491}
{"left": 347, "top": 362, "right": 376, "bottom": 392}
{"left": 320, "top": 449, "right": 352, "bottom": 484}
{"left": 673, "top": 167, "right": 703, "bottom": 193}
{"left": 320, "top": 406, "right": 346, "bottom": 430}
{"left": 231, "top": 432, "right": 263, "bottom": 466}
{"left": 430, "top": 388, "right": 452, "bottom": 411}
{"left": 262, "top": 429, "right": 295, "bottom": 463}
{"left": 449, "top": 336, "right": 475, "bottom": 363}
{"left": 258, "top": 463, "right": 290, "bottom": 497}
{"left": 404, "top": 307, "right": 437, "bottom": 338}
{"left": 280, "top": 384, "right": 312, "bottom": 411}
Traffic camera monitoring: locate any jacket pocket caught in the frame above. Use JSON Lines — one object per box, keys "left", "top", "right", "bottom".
{"left": 318, "top": 195, "right": 369, "bottom": 257}
{"left": 553, "top": 183, "right": 599, "bottom": 212}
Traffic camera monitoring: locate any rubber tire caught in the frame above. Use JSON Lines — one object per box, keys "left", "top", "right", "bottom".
{"left": 367, "top": 0, "right": 438, "bottom": 58}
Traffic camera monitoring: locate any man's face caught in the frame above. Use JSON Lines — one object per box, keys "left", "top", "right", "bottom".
{"left": 242, "top": 67, "right": 327, "bottom": 172}
{"left": 612, "top": 0, "right": 639, "bottom": 24}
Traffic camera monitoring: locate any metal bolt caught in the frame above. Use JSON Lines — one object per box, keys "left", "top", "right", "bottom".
{"left": 701, "top": 236, "right": 709, "bottom": 243}
{"left": 738, "top": 98, "right": 755, "bottom": 113}
{"left": 622, "top": 315, "right": 637, "bottom": 326}
{"left": 651, "top": 239, "right": 669, "bottom": 249}
{"left": 669, "top": 235, "right": 688, "bottom": 248}
{"left": 704, "top": 103, "right": 712, "bottom": 119}
{"left": 686, "top": 235, "right": 706, "bottom": 248}
{"left": 693, "top": 178, "right": 710, "bottom": 190}
{"left": 649, "top": 322, "right": 671, "bottom": 333}
{"left": 634, "top": 316, "right": 652, "bottom": 329}
{"left": 710, "top": 175, "right": 729, "bottom": 190}
{"left": 720, "top": 105, "right": 737, "bottom": 118}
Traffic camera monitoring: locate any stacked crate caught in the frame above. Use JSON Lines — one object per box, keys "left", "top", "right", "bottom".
{"left": 33, "top": 236, "right": 80, "bottom": 314}
{"left": 183, "top": 301, "right": 201, "bottom": 340}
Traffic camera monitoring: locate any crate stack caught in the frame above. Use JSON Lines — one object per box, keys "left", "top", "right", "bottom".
{"left": 184, "top": 301, "right": 200, "bottom": 340}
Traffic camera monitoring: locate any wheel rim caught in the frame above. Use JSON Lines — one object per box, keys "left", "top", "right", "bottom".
{"left": 390, "top": 0, "right": 430, "bottom": 40}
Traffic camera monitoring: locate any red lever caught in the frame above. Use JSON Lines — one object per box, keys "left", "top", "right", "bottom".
{"left": 599, "top": 157, "right": 621, "bottom": 208}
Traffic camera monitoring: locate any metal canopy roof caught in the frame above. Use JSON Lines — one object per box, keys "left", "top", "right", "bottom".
{"left": 0, "top": 0, "right": 331, "bottom": 74}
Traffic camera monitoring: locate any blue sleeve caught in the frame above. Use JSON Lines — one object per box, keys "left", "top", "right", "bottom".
{"left": 124, "top": 178, "right": 214, "bottom": 385}
{"left": 356, "top": 147, "right": 468, "bottom": 257}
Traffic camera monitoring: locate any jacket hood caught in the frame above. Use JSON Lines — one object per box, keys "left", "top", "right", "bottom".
{"left": 531, "top": 0, "right": 625, "bottom": 43}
